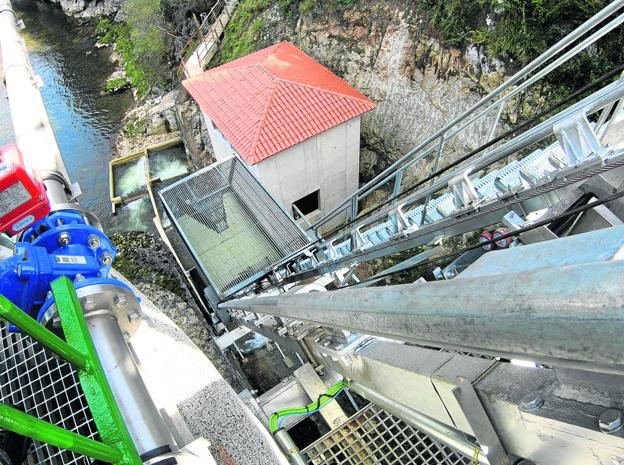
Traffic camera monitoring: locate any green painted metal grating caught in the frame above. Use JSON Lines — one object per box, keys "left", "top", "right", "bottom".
{"left": 159, "top": 157, "right": 310, "bottom": 298}
{"left": 302, "top": 404, "right": 473, "bottom": 465}
{"left": 0, "top": 320, "right": 96, "bottom": 465}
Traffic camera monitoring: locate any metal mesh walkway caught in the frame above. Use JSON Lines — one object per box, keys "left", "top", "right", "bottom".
{"left": 302, "top": 404, "right": 472, "bottom": 465}
{"left": 0, "top": 321, "right": 96, "bottom": 465}
{"left": 159, "top": 157, "right": 310, "bottom": 298}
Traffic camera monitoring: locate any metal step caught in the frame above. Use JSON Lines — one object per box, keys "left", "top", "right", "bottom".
{"left": 325, "top": 140, "right": 568, "bottom": 263}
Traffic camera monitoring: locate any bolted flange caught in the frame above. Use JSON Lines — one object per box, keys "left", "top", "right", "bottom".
{"left": 87, "top": 234, "right": 101, "bottom": 249}
{"left": 41, "top": 283, "right": 142, "bottom": 336}
{"left": 100, "top": 251, "right": 113, "bottom": 266}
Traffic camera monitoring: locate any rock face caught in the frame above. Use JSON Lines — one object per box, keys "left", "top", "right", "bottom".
{"left": 47, "top": 0, "right": 125, "bottom": 18}
{"left": 175, "top": 94, "right": 216, "bottom": 169}
{"left": 115, "top": 90, "right": 181, "bottom": 156}
{"left": 114, "top": 88, "right": 214, "bottom": 169}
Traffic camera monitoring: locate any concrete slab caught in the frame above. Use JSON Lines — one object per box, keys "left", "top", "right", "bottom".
{"left": 112, "top": 271, "right": 288, "bottom": 465}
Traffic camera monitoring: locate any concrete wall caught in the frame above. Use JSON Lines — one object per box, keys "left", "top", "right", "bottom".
{"left": 204, "top": 112, "right": 360, "bottom": 224}
{"left": 204, "top": 113, "right": 236, "bottom": 162}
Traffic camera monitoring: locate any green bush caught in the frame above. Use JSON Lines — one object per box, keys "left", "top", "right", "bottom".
{"left": 125, "top": 0, "right": 170, "bottom": 91}
{"left": 299, "top": 0, "right": 315, "bottom": 14}
{"left": 104, "top": 77, "right": 130, "bottom": 93}
{"left": 95, "top": 0, "right": 171, "bottom": 96}
{"left": 122, "top": 115, "right": 148, "bottom": 139}
{"left": 424, "top": 0, "right": 620, "bottom": 66}
{"left": 279, "top": 0, "right": 294, "bottom": 14}
{"left": 422, "top": 0, "right": 624, "bottom": 105}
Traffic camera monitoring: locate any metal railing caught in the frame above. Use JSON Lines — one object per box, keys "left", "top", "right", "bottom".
{"left": 159, "top": 156, "right": 310, "bottom": 299}
{"left": 307, "top": 0, "right": 624, "bottom": 236}
{"left": 0, "top": 278, "right": 141, "bottom": 465}
{"left": 178, "top": 0, "right": 236, "bottom": 78}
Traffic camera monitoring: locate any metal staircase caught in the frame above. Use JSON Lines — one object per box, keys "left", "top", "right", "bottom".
{"left": 234, "top": 1, "right": 624, "bottom": 289}
{"left": 333, "top": 141, "right": 567, "bottom": 258}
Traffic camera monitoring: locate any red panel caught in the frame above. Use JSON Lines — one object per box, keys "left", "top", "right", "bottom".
{"left": 0, "top": 144, "right": 50, "bottom": 235}
{"left": 183, "top": 42, "right": 376, "bottom": 165}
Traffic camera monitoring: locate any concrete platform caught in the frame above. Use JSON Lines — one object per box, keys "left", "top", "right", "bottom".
{"left": 113, "top": 271, "right": 288, "bottom": 465}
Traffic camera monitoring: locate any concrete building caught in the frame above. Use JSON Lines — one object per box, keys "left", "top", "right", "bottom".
{"left": 182, "top": 41, "right": 375, "bottom": 225}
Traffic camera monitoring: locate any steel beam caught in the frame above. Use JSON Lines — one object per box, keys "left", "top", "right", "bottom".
{"left": 221, "top": 228, "right": 624, "bottom": 373}
{"left": 341, "top": 343, "right": 624, "bottom": 465}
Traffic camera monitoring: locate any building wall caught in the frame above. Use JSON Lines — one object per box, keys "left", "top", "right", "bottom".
{"left": 204, "top": 112, "right": 361, "bottom": 225}
{"left": 204, "top": 113, "right": 236, "bottom": 162}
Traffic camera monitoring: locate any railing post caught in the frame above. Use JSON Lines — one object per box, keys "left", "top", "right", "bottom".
{"left": 0, "top": 405, "right": 123, "bottom": 464}
{"left": 391, "top": 169, "right": 404, "bottom": 202}
{"left": 420, "top": 135, "right": 446, "bottom": 226}
{"left": 486, "top": 100, "right": 505, "bottom": 144}
{"left": 389, "top": 169, "right": 405, "bottom": 232}
{"left": 349, "top": 195, "right": 359, "bottom": 222}
{"left": 0, "top": 295, "right": 87, "bottom": 368}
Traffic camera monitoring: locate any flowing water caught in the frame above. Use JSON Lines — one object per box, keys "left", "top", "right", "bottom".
{"left": 0, "top": 0, "right": 133, "bottom": 230}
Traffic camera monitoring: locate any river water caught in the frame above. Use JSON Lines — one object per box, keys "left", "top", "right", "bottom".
{"left": 0, "top": 0, "right": 133, "bottom": 230}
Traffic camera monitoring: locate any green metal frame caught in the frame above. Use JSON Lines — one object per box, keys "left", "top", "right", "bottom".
{"left": 0, "top": 276, "right": 142, "bottom": 465}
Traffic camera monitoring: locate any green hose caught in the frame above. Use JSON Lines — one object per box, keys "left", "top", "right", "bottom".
{"left": 269, "top": 379, "right": 346, "bottom": 433}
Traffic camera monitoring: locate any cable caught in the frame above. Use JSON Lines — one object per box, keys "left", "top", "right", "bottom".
{"left": 268, "top": 379, "right": 346, "bottom": 433}
{"left": 338, "top": 189, "right": 624, "bottom": 288}
{"left": 276, "top": 388, "right": 345, "bottom": 430}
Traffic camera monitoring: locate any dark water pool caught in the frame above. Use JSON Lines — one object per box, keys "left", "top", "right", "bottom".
{"left": 0, "top": 0, "right": 132, "bottom": 230}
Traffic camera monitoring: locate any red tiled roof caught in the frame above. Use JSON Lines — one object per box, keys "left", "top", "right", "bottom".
{"left": 182, "top": 41, "right": 376, "bottom": 165}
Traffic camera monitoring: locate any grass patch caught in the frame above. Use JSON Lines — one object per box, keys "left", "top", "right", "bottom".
{"left": 299, "top": 0, "right": 315, "bottom": 14}
{"left": 420, "top": 0, "right": 624, "bottom": 109}
{"left": 123, "top": 115, "right": 148, "bottom": 139}
{"left": 218, "top": 0, "right": 271, "bottom": 63}
{"left": 104, "top": 77, "right": 130, "bottom": 93}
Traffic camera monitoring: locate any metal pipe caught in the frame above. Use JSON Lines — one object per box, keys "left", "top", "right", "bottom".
{"left": 85, "top": 311, "right": 175, "bottom": 457}
{"left": 0, "top": 0, "right": 71, "bottom": 207}
{"left": 0, "top": 2, "right": 178, "bottom": 460}
{"left": 273, "top": 429, "right": 307, "bottom": 465}
{"left": 350, "top": 382, "right": 488, "bottom": 465}
{"left": 221, "top": 259, "right": 624, "bottom": 373}
{"left": 310, "top": 0, "right": 624, "bottom": 230}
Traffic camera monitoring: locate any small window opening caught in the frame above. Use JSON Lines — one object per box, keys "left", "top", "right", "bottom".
{"left": 293, "top": 190, "right": 320, "bottom": 219}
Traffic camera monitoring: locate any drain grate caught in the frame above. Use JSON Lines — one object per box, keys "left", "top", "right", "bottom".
{"left": 302, "top": 404, "right": 473, "bottom": 465}
{"left": 0, "top": 320, "right": 97, "bottom": 465}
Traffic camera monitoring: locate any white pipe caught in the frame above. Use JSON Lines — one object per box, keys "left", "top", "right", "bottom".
{"left": 0, "top": 0, "right": 71, "bottom": 206}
